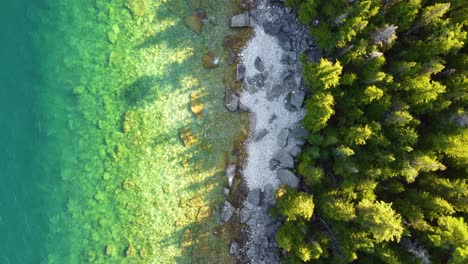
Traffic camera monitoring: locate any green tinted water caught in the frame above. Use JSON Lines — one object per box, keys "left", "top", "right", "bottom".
{"left": 1, "top": 0, "right": 247, "bottom": 263}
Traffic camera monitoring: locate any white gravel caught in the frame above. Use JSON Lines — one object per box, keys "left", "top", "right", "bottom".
{"left": 239, "top": 20, "right": 305, "bottom": 191}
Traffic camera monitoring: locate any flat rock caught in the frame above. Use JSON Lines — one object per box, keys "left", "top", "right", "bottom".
{"left": 273, "top": 151, "right": 294, "bottom": 168}
{"left": 226, "top": 164, "right": 236, "bottom": 187}
{"left": 225, "top": 90, "right": 239, "bottom": 112}
{"left": 277, "top": 169, "right": 299, "bottom": 188}
{"left": 247, "top": 188, "right": 261, "bottom": 206}
{"left": 230, "top": 12, "right": 250, "bottom": 27}
{"left": 236, "top": 64, "right": 246, "bottom": 81}
{"left": 254, "top": 57, "right": 265, "bottom": 72}
{"left": 221, "top": 201, "right": 235, "bottom": 222}
{"left": 277, "top": 129, "right": 289, "bottom": 148}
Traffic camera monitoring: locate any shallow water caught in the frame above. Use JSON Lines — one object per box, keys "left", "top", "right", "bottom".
{"left": 0, "top": 0, "right": 247, "bottom": 263}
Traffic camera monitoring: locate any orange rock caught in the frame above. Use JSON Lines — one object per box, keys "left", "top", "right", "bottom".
{"left": 190, "top": 91, "right": 204, "bottom": 118}
{"left": 179, "top": 128, "right": 197, "bottom": 147}
{"left": 184, "top": 13, "right": 203, "bottom": 34}
{"left": 202, "top": 52, "right": 220, "bottom": 68}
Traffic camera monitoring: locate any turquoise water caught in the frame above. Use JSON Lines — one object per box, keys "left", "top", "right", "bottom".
{"left": 1, "top": 0, "right": 247, "bottom": 263}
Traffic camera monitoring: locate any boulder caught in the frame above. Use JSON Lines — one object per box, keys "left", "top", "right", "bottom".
{"left": 223, "top": 188, "right": 230, "bottom": 196}
{"left": 221, "top": 201, "right": 235, "bottom": 222}
{"left": 263, "top": 21, "right": 282, "bottom": 35}
{"left": 225, "top": 90, "right": 239, "bottom": 112}
{"left": 269, "top": 159, "right": 280, "bottom": 171}
{"left": 190, "top": 91, "right": 204, "bottom": 118}
{"left": 240, "top": 207, "right": 251, "bottom": 224}
{"left": 236, "top": 64, "right": 246, "bottom": 81}
{"left": 229, "top": 241, "right": 240, "bottom": 256}
{"left": 179, "top": 128, "right": 197, "bottom": 147}
{"left": 248, "top": 72, "right": 266, "bottom": 88}
{"left": 277, "top": 169, "right": 299, "bottom": 188}
{"left": 226, "top": 164, "right": 236, "bottom": 187}
{"left": 230, "top": 13, "right": 250, "bottom": 27}
{"left": 202, "top": 52, "right": 220, "bottom": 68}
{"left": 184, "top": 13, "right": 204, "bottom": 34}
{"left": 277, "top": 32, "right": 292, "bottom": 50}
{"left": 254, "top": 57, "right": 265, "bottom": 72}
{"left": 273, "top": 151, "right": 294, "bottom": 168}
{"left": 263, "top": 184, "right": 275, "bottom": 205}
{"left": 288, "top": 91, "right": 305, "bottom": 110}
{"left": 125, "top": 0, "right": 148, "bottom": 19}
{"left": 277, "top": 129, "right": 289, "bottom": 148}
{"left": 247, "top": 188, "right": 262, "bottom": 206}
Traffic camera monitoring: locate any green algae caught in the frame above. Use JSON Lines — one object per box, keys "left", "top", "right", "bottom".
{"left": 34, "top": 0, "right": 250, "bottom": 263}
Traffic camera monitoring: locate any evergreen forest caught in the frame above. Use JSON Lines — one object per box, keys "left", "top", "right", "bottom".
{"left": 273, "top": 0, "right": 468, "bottom": 263}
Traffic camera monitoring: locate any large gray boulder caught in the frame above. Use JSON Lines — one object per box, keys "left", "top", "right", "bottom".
{"left": 247, "top": 188, "right": 262, "bottom": 206}
{"left": 273, "top": 151, "right": 294, "bottom": 168}
{"left": 230, "top": 13, "right": 250, "bottom": 27}
{"left": 221, "top": 201, "right": 235, "bottom": 222}
{"left": 277, "top": 169, "right": 299, "bottom": 188}
{"left": 225, "top": 90, "right": 239, "bottom": 112}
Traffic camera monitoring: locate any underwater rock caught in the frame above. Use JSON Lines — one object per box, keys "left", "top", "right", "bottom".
{"left": 122, "top": 111, "right": 134, "bottom": 133}
{"left": 225, "top": 90, "right": 239, "bottom": 112}
{"left": 72, "top": 85, "right": 86, "bottom": 95}
{"left": 179, "top": 127, "right": 198, "bottom": 147}
{"left": 190, "top": 91, "right": 205, "bottom": 118}
{"left": 125, "top": 0, "right": 148, "bottom": 19}
{"left": 202, "top": 52, "right": 220, "bottom": 68}
{"left": 221, "top": 201, "right": 235, "bottom": 222}
{"left": 230, "top": 12, "right": 250, "bottom": 27}
{"left": 105, "top": 244, "right": 117, "bottom": 257}
{"left": 236, "top": 63, "right": 246, "bottom": 81}
{"left": 184, "top": 12, "right": 204, "bottom": 34}
{"left": 107, "top": 24, "right": 120, "bottom": 44}
{"left": 124, "top": 243, "right": 136, "bottom": 257}
{"left": 226, "top": 163, "right": 236, "bottom": 187}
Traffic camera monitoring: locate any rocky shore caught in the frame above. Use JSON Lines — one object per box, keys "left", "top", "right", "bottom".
{"left": 222, "top": 0, "right": 319, "bottom": 263}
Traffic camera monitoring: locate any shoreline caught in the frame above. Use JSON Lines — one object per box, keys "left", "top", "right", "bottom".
{"left": 222, "top": 0, "right": 317, "bottom": 262}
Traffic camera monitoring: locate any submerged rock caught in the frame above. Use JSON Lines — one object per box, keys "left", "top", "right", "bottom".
{"left": 230, "top": 12, "right": 250, "bottom": 27}
{"left": 190, "top": 91, "right": 205, "bottom": 118}
{"left": 202, "top": 52, "right": 220, "bottom": 68}
{"left": 236, "top": 63, "right": 246, "bottom": 81}
{"left": 179, "top": 128, "right": 197, "bottom": 147}
{"left": 125, "top": 0, "right": 148, "bottom": 19}
{"left": 226, "top": 164, "right": 236, "bottom": 187}
{"left": 277, "top": 169, "right": 299, "bottom": 188}
{"left": 221, "top": 201, "right": 235, "bottom": 222}
{"left": 225, "top": 90, "right": 239, "bottom": 112}
{"left": 184, "top": 13, "right": 204, "bottom": 34}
